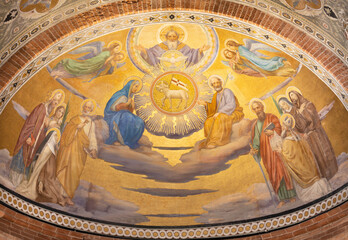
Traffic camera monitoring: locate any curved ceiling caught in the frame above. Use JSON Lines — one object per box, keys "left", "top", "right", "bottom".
{"left": 0, "top": 0, "right": 347, "bottom": 239}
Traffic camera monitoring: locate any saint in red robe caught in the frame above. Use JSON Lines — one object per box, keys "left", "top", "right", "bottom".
{"left": 10, "top": 103, "right": 48, "bottom": 186}
{"left": 251, "top": 113, "right": 295, "bottom": 199}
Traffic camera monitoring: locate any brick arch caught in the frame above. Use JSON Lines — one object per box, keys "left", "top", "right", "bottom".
{"left": 0, "top": 0, "right": 347, "bottom": 92}
{"left": 0, "top": 201, "right": 347, "bottom": 239}
{"left": 0, "top": 0, "right": 347, "bottom": 239}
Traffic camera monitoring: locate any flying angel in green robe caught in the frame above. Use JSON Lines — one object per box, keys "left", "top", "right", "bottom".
{"left": 50, "top": 41, "right": 126, "bottom": 83}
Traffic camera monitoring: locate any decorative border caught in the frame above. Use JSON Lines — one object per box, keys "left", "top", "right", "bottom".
{"left": 0, "top": 11, "right": 347, "bottom": 238}
{"left": 0, "top": 11, "right": 347, "bottom": 114}
{"left": 0, "top": 0, "right": 114, "bottom": 66}
{"left": 252, "top": 0, "right": 348, "bottom": 63}
{"left": 0, "top": 184, "right": 346, "bottom": 238}
{"left": 0, "top": 0, "right": 347, "bottom": 67}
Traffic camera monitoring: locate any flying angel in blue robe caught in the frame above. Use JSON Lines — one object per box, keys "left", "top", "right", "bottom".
{"left": 221, "top": 39, "right": 296, "bottom": 78}
{"left": 49, "top": 41, "right": 126, "bottom": 83}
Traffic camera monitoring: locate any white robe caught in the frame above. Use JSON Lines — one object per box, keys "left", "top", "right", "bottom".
{"left": 16, "top": 132, "right": 57, "bottom": 200}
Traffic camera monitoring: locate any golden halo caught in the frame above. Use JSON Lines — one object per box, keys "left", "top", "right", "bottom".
{"left": 224, "top": 38, "right": 240, "bottom": 50}
{"left": 221, "top": 48, "right": 237, "bottom": 61}
{"left": 107, "top": 40, "right": 122, "bottom": 52}
{"left": 46, "top": 127, "right": 61, "bottom": 143}
{"left": 276, "top": 94, "right": 288, "bottom": 103}
{"left": 123, "top": 76, "right": 143, "bottom": 93}
{"left": 249, "top": 98, "right": 266, "bottom": 112}
{"left": 286, "top": 86, "right": 302, "bottom": 99}
{"left": 158, "top": 24, "right": 186, "bottom": 42}
{"left": 51, "top": 103, "right": 66, "bottom": 117}
{"left": 80, "top": 99, "right": 97, "bottom": 114}
{"left": 280, "top": 113, "right": 296, "bottom": 129}
{"left": 114, "top": 50, "right": 127, "bottom": 62}
{"left": 49, "top": 89, "right": 65, "bottom": 106}
{"left": 57, "top": 102, "right": 67, "bottom": 109}
{"left": 208, "top": 75, "right": 225, "bottom": 89}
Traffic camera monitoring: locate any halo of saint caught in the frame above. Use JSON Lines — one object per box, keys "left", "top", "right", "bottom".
{"left": 127, "top": 23, "right": 218, "bottom": 74}
{"left": 126, "top": 23, "right": 218, "bottom": 138}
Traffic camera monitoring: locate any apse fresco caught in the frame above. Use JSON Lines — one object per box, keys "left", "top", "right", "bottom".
{"left": 0, "top": 23, "right": 347, "bottom": 226}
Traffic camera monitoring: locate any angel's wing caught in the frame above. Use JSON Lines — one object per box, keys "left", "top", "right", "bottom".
{"left": 221, "top": 60, "right": 230, "bottom": 67}
{"left": 243, "top": 39, "right": 279, "bottom": 58}
{"left": 246, "top": 64, "right": 302, "bottom": 105}
{"left": 259, "top": 64, "right": 302, "bottom": 101}
{"left": 116, "top": 62, "right": 126, "bottom": 69}
{"left": 12, "top": 100, "right": 29, "bottom": 120}
{"left": 69, "top": 41, "right": 105, "bottom": 60}
{"left": 46, "top": 66, "right": 89, "bottom": 100}
{"left": 318, "top": 101, "right": 334, "bottom": 121}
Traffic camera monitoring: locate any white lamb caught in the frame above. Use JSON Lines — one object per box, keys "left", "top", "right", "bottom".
{"left": 155, "top": 81, "right": 189, "bottom": 109}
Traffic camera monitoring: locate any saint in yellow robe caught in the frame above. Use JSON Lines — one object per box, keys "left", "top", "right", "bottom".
{"left": 203, "top": 89, "right": 244, "bottom": 147}
{"left": 281, "top": 136, "right": 320, "bottom": 188}
{"left": 56, "top": 116, "right": 97, "bottom": 198}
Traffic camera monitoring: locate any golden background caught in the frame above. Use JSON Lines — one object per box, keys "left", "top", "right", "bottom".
{"left": 0, "top": 24, "right": 347, "bottom": 226}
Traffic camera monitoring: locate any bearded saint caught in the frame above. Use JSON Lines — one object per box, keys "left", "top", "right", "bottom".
{"left": 136, "top": 29, "right": 210, "bottom": 67}
{"left": 287, "top": 88, "right": 338, "bottom": 180}
{"left": 9, "top": 89, "right": 64, "bottom": 187}
{"left": 249, "top": 99, "right": 296, "bottom": 208}
{"left": 56, "top": 100, "right": 98, "bottom": 198}
{"left": 197, "top": 75, "right": 244, "bottom": 148}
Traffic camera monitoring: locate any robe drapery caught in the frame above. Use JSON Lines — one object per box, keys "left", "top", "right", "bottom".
{"left": 56, "top": 116, "right": 97, "bottom": 198}
{"left": 16, "top": 131, "right": 70, "bottom": 206}
{"left": 251, "top": 114, "right": 294, "bottom": 197}
{"left": 282, "top": 136, "right": 320, "bottom": 188}
{"left": 237, "top": 46, "right": 295, "bottom": 77}
{"left": 203, "top": 89, "right": 244, "bottom": 147}
{"left": 104, "top": 80, "right": 145, "bottom": 149}
{"left": 288, "top": 91, "right": 338, "bottom": 180}
{"left": 51, "top": 51, "right": 111, "bottom": 79}
{"left": 281, "top": 135, "right": 331, "bottom": 202}
{"left": 140, "top": 41, "right": 203, "bottom": 67}
{"left": 10, "top": 103, "right": 48, "bottom": 186}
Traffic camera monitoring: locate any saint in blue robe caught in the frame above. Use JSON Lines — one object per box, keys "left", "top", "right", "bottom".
{"left": 104, "top": 80, "right": 144, "bottom": 149}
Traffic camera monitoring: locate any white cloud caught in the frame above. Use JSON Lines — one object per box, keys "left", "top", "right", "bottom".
{"left": 99, "top": 119, "right": 253, "bottom": 183}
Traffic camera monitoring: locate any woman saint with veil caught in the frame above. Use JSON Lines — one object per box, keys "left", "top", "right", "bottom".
{"left": 104, "top": 80, "right": 145, "bottom": 149}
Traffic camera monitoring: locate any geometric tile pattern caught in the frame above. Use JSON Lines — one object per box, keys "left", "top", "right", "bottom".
{"left": 0, "top": 185, "right": 346, "bottom": 238}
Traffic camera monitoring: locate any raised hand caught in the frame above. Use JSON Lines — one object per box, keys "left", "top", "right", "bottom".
{"left": 264, "top": 130, "right": 274, "bottom": 136}
{"left": 26, "top": 137, "right": 32, "bottom": 145}
{"left": 199, "top": 44, "right": 210, "bottom": 52}
{"left": 197, "top": 99, "right": 207, "bottom": 106}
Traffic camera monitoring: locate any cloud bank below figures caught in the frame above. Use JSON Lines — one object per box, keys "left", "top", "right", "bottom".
{"left": 98, "top": 118, "right": 253, "bottom": 183}
{"left": 0, "top": 149, "right": 15, "bottom": 190}
{"left": 124, "top": 187, "right": 217, "bottom": 197}
{"left": 45, "top": 180, "right": 149, "bottom": 224}
{"left": 0, "top": 149, "right": 148, "bottom": 224}
{"left": 196, "top": 153, "right": 348, "bottom": 224}
{"left": 195, "top": 182, "right": 302, "bottom": 224}
{"left": 329, "top": 152, "right": 348, "bottom": 190}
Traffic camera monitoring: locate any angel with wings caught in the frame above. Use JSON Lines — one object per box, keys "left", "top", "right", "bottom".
{"left": 222, "top": 39, "right": 295, "bottom": 78}
{"left": 50, "top": 41, "right": 126, "bottom": 83}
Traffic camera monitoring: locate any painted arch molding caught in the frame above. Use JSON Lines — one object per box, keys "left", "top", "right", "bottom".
{"left": 0, "top": 8, "right": 347, "bottom": 240}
